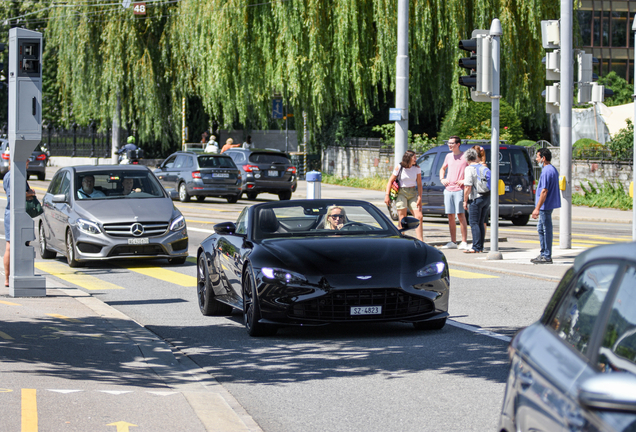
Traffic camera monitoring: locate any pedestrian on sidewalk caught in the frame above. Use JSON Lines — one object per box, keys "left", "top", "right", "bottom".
{"left": 440, "top": 136, "right": 469, "bottom": 249}
{"left": 472, "top": 144, "right": 488, "bottom": 237}
{"left": 531, "top": 148, "right": 561, "bottom": 264}
{"left": 220, "top": 138, "right": 241, "bottom": 153}
{"left": 384, "top": 150, "right": 423, "bottom": 241}
{"left": 463, "top": 148, "right": 490, "bottom": 253}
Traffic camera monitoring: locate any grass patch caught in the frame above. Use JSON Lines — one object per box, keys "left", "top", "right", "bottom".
{"left": 573, "top": 180, "right": 633, "bottom": 210}
{"left": 321, "top": 174, "right": 387, "bottom": 191}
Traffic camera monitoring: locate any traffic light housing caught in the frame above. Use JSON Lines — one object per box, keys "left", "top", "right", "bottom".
{"left": 458, "top": 30, "right": 491, "bottom": 102}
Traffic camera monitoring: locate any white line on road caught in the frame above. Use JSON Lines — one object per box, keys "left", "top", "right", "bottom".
{"left": 447, "top": 320, "right": 512, "bottom": 342}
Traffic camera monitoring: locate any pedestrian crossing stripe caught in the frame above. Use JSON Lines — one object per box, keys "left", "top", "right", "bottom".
{"left": 34, "top": 262, "right": 125, "bottom": 290}
{"left": 449, "top": 269, "right": 498, "bottom": 279}
{"left": 117, "top": 264, "right": 196, "bottom": 287}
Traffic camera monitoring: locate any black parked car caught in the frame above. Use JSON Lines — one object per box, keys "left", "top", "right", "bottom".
{"left": 0, "top": 139, "right": 48, "bottom": 181}
{"left": 388, "top": 142, "right": 535, "bottom": 226}
{"left": 154, "top": 151, "right": 242, "bottom": 203}
{"left": 223, "top": 148, "right": 297, "bottom": 200}
{"left": 500, "top": 242, "right": 636, "bottom": 432}
{"left": 196, "top": 199, "right": 450, "bottom": 336}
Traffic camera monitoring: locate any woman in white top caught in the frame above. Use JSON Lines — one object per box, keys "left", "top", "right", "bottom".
{"left": 384, "top": 150, "right": 423, "bottom": 241}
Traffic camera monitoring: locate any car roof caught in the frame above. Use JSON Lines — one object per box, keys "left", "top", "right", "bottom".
{"left": 573, "top": 242, "right": 636, "bottom": 272}
{"left": 228, "top": 148, "right": 288, "bottom": 155}
{"left": 423, "top": 143, "right": 528, "bottom": 152}
{"left": 69, "top": 165, "right": 151, "bottom": 174}
{"left": 175, "top": 151, "right": 231, "bottom": 157}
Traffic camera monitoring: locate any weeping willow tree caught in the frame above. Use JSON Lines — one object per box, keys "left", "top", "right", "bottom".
{"left": 42, "top": 0, "right": 558, "bottom": 149}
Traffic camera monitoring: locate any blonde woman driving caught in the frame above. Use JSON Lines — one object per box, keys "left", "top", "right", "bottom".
{"left": 325, "top": 206, "right": 347, "bottom": 230}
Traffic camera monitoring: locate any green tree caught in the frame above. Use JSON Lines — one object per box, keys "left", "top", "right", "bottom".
{"left": 598, "top": 71, "right": 632, "bottom": 106}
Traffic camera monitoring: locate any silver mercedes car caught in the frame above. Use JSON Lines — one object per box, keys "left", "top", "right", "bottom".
{"left": 38, "top": 165, "right": 188, "bottom": 267}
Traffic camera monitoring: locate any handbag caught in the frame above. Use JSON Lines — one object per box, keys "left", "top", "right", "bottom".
{"left": 25, "top": 196, "right": 44, "bottom": 218}
{"left": 389, "top": 167, "right": 404, "bottom": 201}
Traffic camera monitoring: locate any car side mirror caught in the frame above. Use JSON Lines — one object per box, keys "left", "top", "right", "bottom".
{"left": 399, "top": 216, "right": 420, "bottom": 232}
{"left": 51, "top": 193, "right": 67, "bottom": 204}
{"left": 579, "top": 373, "right": 636, "bottom": 413}
{"left": 214, "top": 222, "right": 237, "bottom": 235}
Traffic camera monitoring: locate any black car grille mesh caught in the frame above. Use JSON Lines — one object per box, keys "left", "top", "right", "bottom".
{"left": 289, "top": 288, "right": 434, "bottom": 321}
{"left": 108, "top": 244, "right": 165, "bottom": 257}
{"left": 103, "top": 222, "right": 169, "bottom": 238}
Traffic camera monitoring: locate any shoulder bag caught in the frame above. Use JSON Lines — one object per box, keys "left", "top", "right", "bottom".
{"left": 389, "top": 166, "right": 404, "bottom": 201}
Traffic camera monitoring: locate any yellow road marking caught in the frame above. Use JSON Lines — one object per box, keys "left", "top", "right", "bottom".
{"left": 0, "top": 330, "right": 14, "bottom": 340}
{"left": 35, "top": 262, "right": 124, "bottom": 290}
{"left": 45, "top": 314, "right": 83, "bottom": 323}
{"left": 31, "top": 186, "right": 48, "bottom": 192}
{"left": 517, "top": 240, "right": 601, "bottom": 248}
{"left": 0, "top": 300, "right": 20, "bottom": 306}
{"left": 178, "top": 204, "right": 237, "bottom": 212}
{"left": 119, "top": 264, "right": 196, "bottom": 287}
{"left": 22, "top": 389, "right": 38, "bottom": 432}
{"left": 501, "top": 228, "right": 632, "bottom": 241}
{"left": 186, "top": 219, "right": 216, "bottom": 225}
{"left": 449, "top": 269, "right": 498, "bottom": 279}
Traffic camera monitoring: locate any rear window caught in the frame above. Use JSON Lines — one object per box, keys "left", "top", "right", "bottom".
{"left": 249, "top": 153, "right": 290, "bottom": 164}
{"left": 485, "top": 149, "right": 511, "bottom": 176}
{"left": 198, "top": 155, "right": 237, "bottom": 169}
{"left": 509, "top": 149, "right": 532, "bottom": 176}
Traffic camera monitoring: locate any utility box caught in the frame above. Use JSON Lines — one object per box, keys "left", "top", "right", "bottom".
{"left": 7, "top": 28, "right": 45, "bottom": 297}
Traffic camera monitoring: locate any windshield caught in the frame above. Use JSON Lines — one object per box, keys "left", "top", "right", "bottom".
{"left": 75, "top": 170, "right": 165, "bottom": 200}
{"left": 253, "top": 203, "right": 395, "bottom": 240}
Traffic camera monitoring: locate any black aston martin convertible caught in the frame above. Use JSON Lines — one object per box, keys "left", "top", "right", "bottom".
{"left": 196, "top": 199, "right": 450, "bottom": 336}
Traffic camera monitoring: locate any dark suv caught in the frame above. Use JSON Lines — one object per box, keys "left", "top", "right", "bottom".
{"left": 154, "top": 151, "right": 242, "bottom": 203}
{"left": 223, "top": 148, "right": 297, "bottom": 200}
{"left": 388, "top": 142, "right": 535, "bottom": 226}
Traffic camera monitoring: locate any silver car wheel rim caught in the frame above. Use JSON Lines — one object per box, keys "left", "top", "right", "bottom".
{"left": 179, "top": 184, "right": 186, "bottom": 201}
{"left": 66, "top": 231, "right": 74, "bottom": 261}
{"left": 39, "top": 224, "right": 46, "bottom": 255}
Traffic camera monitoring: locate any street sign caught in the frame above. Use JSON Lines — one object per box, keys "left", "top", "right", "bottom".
{"left": 272, "top": 98, "right": 283, "bottom": 119}
{"left": 133, "top": 2, "right": 146, "bottom": 14}
{"left": 389, "top": 108, "right": 402, "bottom": 121}
{"left": 122, "top": 0, "right": 131, "bottom": 8}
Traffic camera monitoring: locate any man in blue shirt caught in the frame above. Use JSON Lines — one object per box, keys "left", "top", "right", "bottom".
{"left": 531, "top": 148, "right": 561, "bottom": 264}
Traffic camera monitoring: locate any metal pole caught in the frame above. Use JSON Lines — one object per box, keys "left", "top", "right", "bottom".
{"left": 488, "top": 19, "right": 503, "bottom": 260}
{"left": 632, "top": 19, "right": 636, "bottom": 241}
{"left": 559, "top": 0, "right": 573, "bottom": 249}
{"left": 394, "top": 0, "right": 409, "bottom": 163}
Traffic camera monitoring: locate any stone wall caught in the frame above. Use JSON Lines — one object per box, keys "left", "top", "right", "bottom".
{"left": 322, "top": 145, "right": 394, "bottom": 178}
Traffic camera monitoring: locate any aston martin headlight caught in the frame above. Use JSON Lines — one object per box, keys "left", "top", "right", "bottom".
{"left": 170, "top": 215, "right": 186, "bottom": 231}
{"left": 77, "top": 218, "right": 101, "bottom": 235}
{"left": 261, "top": 267, "right": 307, "bottom": 284}
{"left": 417, "top": 262, "right": 445, "bottom": 277}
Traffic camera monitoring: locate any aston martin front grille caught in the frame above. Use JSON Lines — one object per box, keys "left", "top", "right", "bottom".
{"left": 103, "top": 222, "right": 169, "bottom": 238}
{"left": 289, "top": 288, "right": 434, "bottom": 321}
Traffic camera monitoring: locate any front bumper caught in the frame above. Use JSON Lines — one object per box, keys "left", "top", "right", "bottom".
{"left": 254, "top": 273, "right": 449, "bottom": 326}
{"left": 71, "top": 226, "right": 188, "bottom": 262}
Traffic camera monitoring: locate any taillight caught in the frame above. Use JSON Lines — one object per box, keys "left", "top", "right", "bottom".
{"left": 243, "top": 164, "right": 260, "bottom": 173}
{"left": 36, "top": 154, "right": 47, "bottom": 161}
{"left": 192, "top": 171, "right": 201, "bottom": 179}
{"left": 1, "top": 153, "right": 9, "bottom": 160}
{"left": 532, "top": 179, "right": 536, "bottom": 195}
{"left": 286, "top": 166, "right": 297, "bottom": 174}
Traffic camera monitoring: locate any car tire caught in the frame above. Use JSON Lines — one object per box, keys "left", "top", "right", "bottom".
{"left": 246, "top": 192, "right": 258, "bottom": 200}
{"left": 197, "top": 254, "right": 233, "bottom": 316}
{"left": 196, "top": 196, "right": 206, "bottom": 202}
{"left": 387, "top": 201, "right": 399, "bottom": 221}
{"left": 242, "top": 267, "right": 278, "bottom": 337}
{"left": 511, "top": 214, "right": 530, "bottom": 226}
{"left": 226, "top": 194, "right": 239, "bottom": 204}
{"left": 278, "top": 190, "right": 292, "bottom": 200}
{"left": 178, "top": 183, "right": 191, "bottom": 202}
{"left": 413, "top": 318, "right": 446, "bottom": 330}
{"left": 38, "top": 223, "right": 56, "bottom": 259}
{"left": 65, "top": 229, "right": 81, "bottom": 268}
{"left": 168, "top": 257, "right": 187, "bottom": 265}
{"left": 37, "top": 172, "right": 45, "bottom": 181}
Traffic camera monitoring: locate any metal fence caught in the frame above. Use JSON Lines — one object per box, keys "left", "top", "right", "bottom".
{"left": 45, "top": 125, "right": 113, "bottom": 158}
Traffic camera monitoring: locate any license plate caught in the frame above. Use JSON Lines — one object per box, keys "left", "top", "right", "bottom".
{"left": 350, "top": 306, "right": 382, "bottom": 316}
{"left": 268, "top": 170, "right": 278, "bottom": 177}
{"left": 128, "top": 237, "right": 149, "bottom": 245}
{"left": 214, "top": 173, "right": 229, "bottom": 178}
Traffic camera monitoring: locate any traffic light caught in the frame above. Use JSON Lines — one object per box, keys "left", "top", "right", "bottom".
{"left": 458, "top": 30, "right": 491, "bottom": 102}
{"left": 541, "top": 20, "right": 560, "bottom": 114}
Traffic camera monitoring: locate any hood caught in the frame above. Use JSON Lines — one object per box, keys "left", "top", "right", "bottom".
{"left": 74, "top": 197, "right": 177, "bottom": 223}
{"left": 255, "top": 236, "right": 433, "bottom": 285}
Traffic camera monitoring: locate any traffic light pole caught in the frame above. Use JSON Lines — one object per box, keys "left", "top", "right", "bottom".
{"left": 488, "top": 19, "right": 503, "bottom": 260}
{"left": 559, "top": 0, "right": 573, "bottom": 249}
{"left": 394, "top": 0, "right": 408, "bottom": 163}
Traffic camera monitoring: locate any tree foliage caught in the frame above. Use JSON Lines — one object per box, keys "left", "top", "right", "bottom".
{"left": 1, "top": 0, "right": 558, "bottom": 152}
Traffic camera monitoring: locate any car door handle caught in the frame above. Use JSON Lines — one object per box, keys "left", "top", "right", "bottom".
{"left": 518, "top": 370, "right": 533, "bottom": 389}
